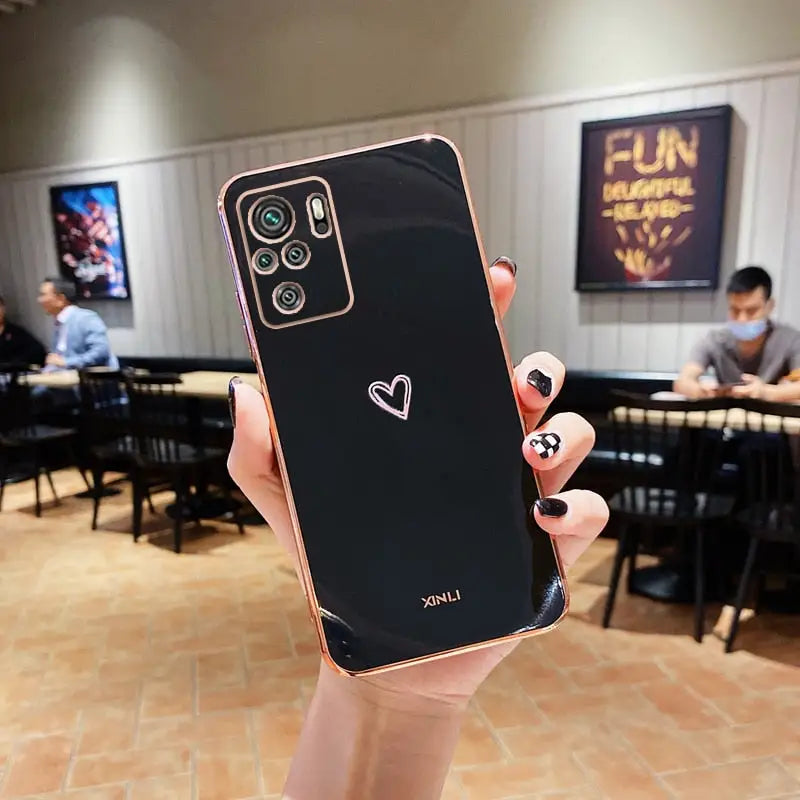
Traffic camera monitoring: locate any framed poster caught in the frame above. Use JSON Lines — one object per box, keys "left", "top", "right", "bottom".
{"left": 575, "top": 104, "right": 732, "bottom": 291}
{"left": 49, "top": 180, "right": 131, "bottom": 300}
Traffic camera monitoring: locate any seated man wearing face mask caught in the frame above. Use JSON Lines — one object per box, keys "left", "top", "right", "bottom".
{"left": 674, "top": 266, "right": 800, "bottom": 641}
{"left": 674, "top": 265, "right": 800, "bottom": 402}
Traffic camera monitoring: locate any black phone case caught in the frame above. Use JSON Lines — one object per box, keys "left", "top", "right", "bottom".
{"left": 219, "top": 135, "right": 567, "bottom": 675}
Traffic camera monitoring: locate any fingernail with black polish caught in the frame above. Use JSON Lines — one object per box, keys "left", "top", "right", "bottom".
{"left": 492, "top": 255, "right": 517, "bottom": 277}
{"left": 528, "top": 431, "right": 561, "bottom": 459}
{"left": 534, "top": 497, "right": 569, "bottom": 518}
{"left": 527, "top": 368, "right": 552, "bottom": 398}
{"left": 228, "top": 376, "right": 242, "bottom": 428}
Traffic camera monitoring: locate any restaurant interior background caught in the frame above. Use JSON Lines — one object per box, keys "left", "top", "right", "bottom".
{"left": 1, "top": 2, "right": 800, "bottom": 800}
{"left": 1, "top": 0, "right": 799, "bottom": 368}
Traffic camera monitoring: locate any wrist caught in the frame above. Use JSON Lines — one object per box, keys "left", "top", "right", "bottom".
{"left": 284, "top": 661, "right": 466, "bottom": 800}
{"left": 318, "top": 658, "right": 469, "bottom": 717}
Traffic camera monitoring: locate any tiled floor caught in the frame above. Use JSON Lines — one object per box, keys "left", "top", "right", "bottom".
{"left": 1, "top": 469, "right": 799, "bottom": 800}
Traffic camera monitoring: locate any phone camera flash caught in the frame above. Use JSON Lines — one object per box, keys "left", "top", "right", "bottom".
{"left": 310, "top": 196, "right": 326, "bottom": 221}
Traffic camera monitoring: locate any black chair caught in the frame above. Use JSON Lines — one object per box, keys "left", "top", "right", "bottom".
{"left": 78, "top": 369, "right": 159, "bottom": 530}
{"left": 125, "top": 374, "right": 243, "bottom": 553}
{"left": 602, "top": 391, "right": 737, "bottom": 642}
{"left": 725, "top": 399, "right": 800, "bottom": 652}
{"left": 0, "top": 366, "right": 83, "bottom": 516}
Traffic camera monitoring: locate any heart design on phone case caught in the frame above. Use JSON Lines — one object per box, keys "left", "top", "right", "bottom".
{"left": 368, "top": 374, "right": 412, "bottom": 421}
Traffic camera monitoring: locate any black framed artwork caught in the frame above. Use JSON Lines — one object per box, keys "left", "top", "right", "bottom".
{"left": 49, "top": 180, "right": 131, "bottom": 300}
{"left": 575, "top": 104, "right": 732, "bottom": 292}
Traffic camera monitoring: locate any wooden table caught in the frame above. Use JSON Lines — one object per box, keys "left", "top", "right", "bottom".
{"left": 170, "top": 371, "right": 261, "bottom": 398}
{"left": 22, "top": 369, "right": 262, "bottom": 399}
{"left": 22, "top": 369, "right": 84, "bottom": 389}
{"left": 611, "top": 405, "right": 800, "bottom": 435}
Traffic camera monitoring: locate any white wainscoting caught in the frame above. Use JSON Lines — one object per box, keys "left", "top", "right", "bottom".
{"left": 1, "top": 60, "right": 798, "bottom": 369}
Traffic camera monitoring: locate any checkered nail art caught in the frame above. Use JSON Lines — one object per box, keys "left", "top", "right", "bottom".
{"left": 528, "top": 431, "right": 561, "bottom": 459}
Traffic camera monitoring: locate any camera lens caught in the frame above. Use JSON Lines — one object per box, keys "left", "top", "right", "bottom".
{"left": 273, "top": 281, "right": 305, "bottom": 314}
{"left": 251, "top": 195, "right": 294, "bottom": 241}
{"left": 252, "top": 248, "right": 278, "bottom": 274}
{"left": 282, "top": 240, "right": 310, "bottom": 269}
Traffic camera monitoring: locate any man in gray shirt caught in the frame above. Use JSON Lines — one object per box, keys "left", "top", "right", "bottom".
{"left": 674, "top": 266, "right": 800, "bottom": 402}
{"left": 675, "top": 266, "right": 800, "bottom": 641}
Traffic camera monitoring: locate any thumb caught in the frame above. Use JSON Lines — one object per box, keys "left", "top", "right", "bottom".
{"left": 227, "top": 380, "right": 275, "bottom": 484}
{"left": 489, "top": 258, "right": 517, "bottom": 319}
{"left": 227, "top": 381, "right": 298, "bottom": 555}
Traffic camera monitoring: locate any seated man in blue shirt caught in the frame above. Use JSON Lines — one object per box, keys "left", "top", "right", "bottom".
{"left": 37, "top": 277, "right": 119, "bottom": 370}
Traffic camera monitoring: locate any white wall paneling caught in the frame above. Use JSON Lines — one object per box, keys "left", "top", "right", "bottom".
{"left": 509, "top": 109, "right": 544, "bottom": 364}
{"left": 208, "top": 148, "right": 248, "bottom": 358}
{"left": 783, "top": 95, "right": 800, "bottom": 323}
{"left": 1, "top": 60, "right": 800, "bottom": 370}
{"left": 486, "top": 114, "right": 515, "bottom": 265}
{"left": 537, "top": 104, "right": 583, "bottom": 366}
{"left": 462, "top": 115, "right": 491, "bottom": 246}
{"left": 750, "top": 75, "right": 800, "bottom": 310}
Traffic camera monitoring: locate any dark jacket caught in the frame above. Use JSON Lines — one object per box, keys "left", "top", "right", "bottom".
{"left": 0, "top": 321, "right": 46, "bottom": 367}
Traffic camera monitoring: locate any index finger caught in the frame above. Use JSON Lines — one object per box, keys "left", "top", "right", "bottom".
{"left": 513, "top": 352, "right": 566, "bottom": 432}
{"left": 488, "top": 256, "right": 517, "bottom": 319}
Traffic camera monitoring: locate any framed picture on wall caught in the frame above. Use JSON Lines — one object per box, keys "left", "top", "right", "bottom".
{"left": 575, "top": 104, "right": 732, "bottom": 291}
{"left": 49, "top": 180, "right": 131, "bottom": 300}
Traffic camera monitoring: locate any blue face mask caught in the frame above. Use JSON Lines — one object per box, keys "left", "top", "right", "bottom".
{"left": 727, "top": 318, "right": 768, "bottom": 341}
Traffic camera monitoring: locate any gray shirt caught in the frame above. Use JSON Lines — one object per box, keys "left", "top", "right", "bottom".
{"left": 689, "top": 321, "right": 800, "bottom": 384}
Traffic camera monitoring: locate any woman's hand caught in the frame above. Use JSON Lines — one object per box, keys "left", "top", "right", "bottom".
{"left": 227, "top": 256, "right": 609, "bottom": 707}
